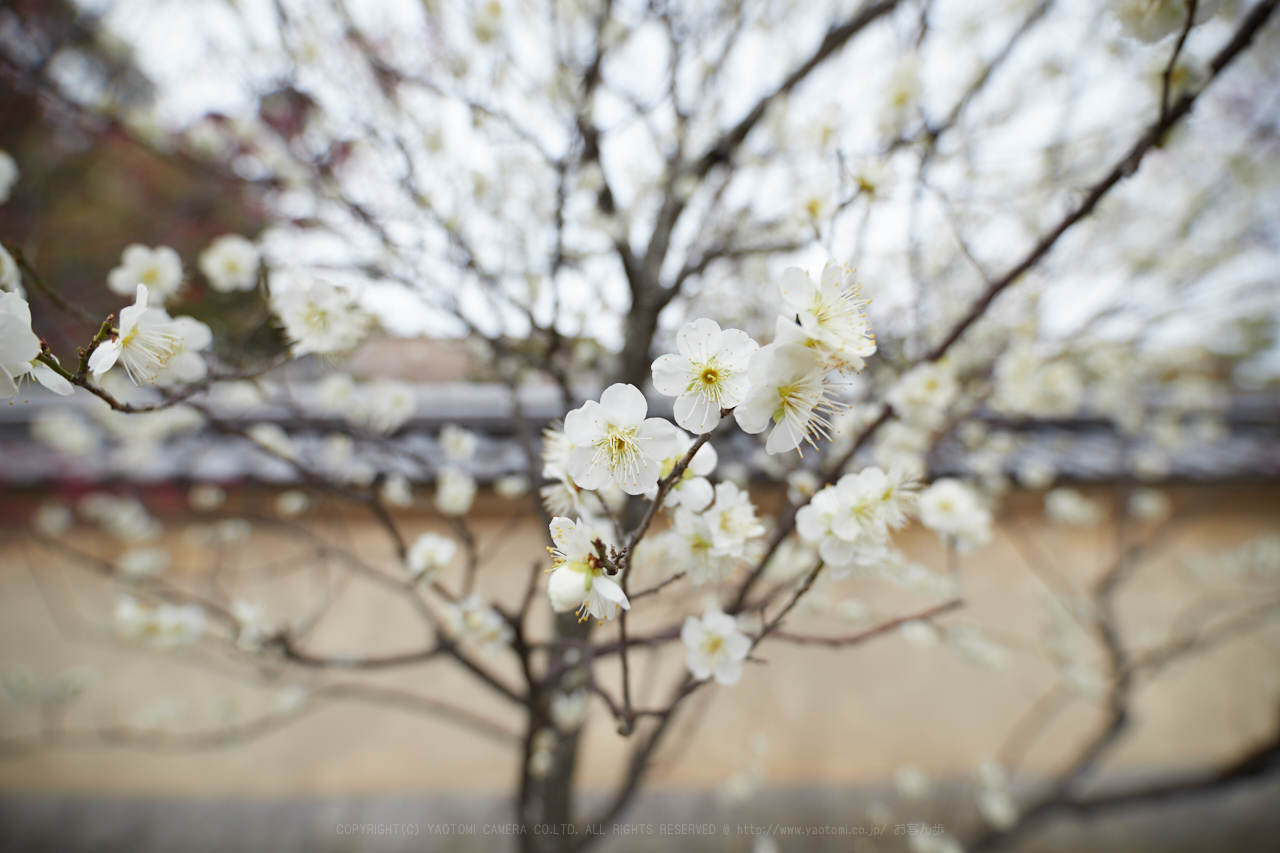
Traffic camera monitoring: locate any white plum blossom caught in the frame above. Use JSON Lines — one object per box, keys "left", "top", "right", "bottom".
{"left": 786, "top": 469, "right": 821, "bottom": 506}
{"left": 887, "top": 361, "right": 958, "bottom": 427}
{"left": 154, "top": 314, "right": 213, "bottom": 387}
{"left": 1015, "top": 458, "right": 1057, "bottom": 491}
{"left": 991, "top": 345, "right": 1084, "bottom": 419}
{"left": 31, "top": 409, "right": 99, "bottom": 457}
{"left": 972, "top": 758, "right": 1019, "bottom": 829}
{"left": 107, "top": 244, "right": 183, "bottom": 304}
{"left": 362, "top": 380, "right": 416, "bottom": 434}
{"left": 1128, "top": 487, "right": 1173, "bottom": 522}
{"left": 114, "top": 595, "right": 205, "bottom": 650}
{"left": 247, "top": 422, "right": 297, "bottom": 459}
{"left": 79, "top": 493, "right": 162, "bottom": 541}
{"left": 976, "top": 785, "right": 1018, "bottom": 830}
{"left": 434, "top": 467, "right": 476, "bottom": 516}
{"left": 777, "top": 264, "right": 876, "bottom": 374}
{"left": 88, "top": 285, "right": 184, "bottom": 385}
{"left": 380, "top": 474, "right": 414, "bottom": 508}
{"left": 440, "top": 424, "right": 479, "bottom": 461}
{"left": 198, "top": 234, "right": 260, "bottom": 292}
{"left": 231, "top": 599, "right": 269, "bottom": 650}
{"left": 443, "top": 595, "right": 512, "bottom": 654}
{"left": 1, "top": 292, "right": 73, "bottom": 399}
{"left": 539, "top": 425, "right": 590, "bottom": 517}
{"left": 682, "top": 610, "right": 752, "bottom": 685}
{"left": 316, "top": 372, "right": 357, "bottom": 412}
{"left": 734, "top": 343, "right": 843, "bottom": 455}
{"left": 550, "top": 688, "right": 588, "bottom": 732}
{"left": 1044, "top": 488, "right": 1104, "bottom": 527}
{"left": 272, "top": 280, "right": 374, "bottom": 356}
{"left": 0, "top": 244, "right": 22, "bottom": 296}
{"left": 116, "top": 547, "right": 171, "bottom": 579}
{"left": 564, "top": 383, "right": 681, "bottom": 495}
{"left": 643, "top": 432, "right": 718, "bottom": 511}
{"left": 494, "top": 474, "right": 530, "bottom": 499}
{"left": 275, "top": 489, "right": 309, "bottom": 517}
{"left": 0, "top": 149, "right": 17, "bottom": 203}
{"left": 918, "top": 478, "right": 992, "bottom": 553}
{"left": 651, "top": 318, "right": 758, "bottom": 434}
{"left": 539, "top": 479, "right": 579, "bottom": 518}
{"left": 406, "top": 531, "right": 457, "bottom": 579}
{"left": 540, "top": 425, "right": 574, "bottom": 482}
{"left": 880, "top": 52, "right": 923, "bottom": 137}
{"left": 702, "top": 481, "right": 766, "bottom": 558}
{"left": 472, "top": 0, "right": 504, "bottom": 41}
{"left": 795, "top": 466, "right": 914, "bottom": 577}
{"left": 546, "top": 516, "right": 629, "bottom": 622}
{"left": 666, "top": 505, "right": 750, "bottom": 586}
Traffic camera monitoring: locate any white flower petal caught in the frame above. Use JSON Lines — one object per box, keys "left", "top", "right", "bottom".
{"left": 675, "top": 318, "right": 724, "bottom": 362}
{"left": 795, "top": 505, "right": 826, "bottom": 542}
{"left": 88, "top": 340, "right": 122, "bottom": 381}
{"left": 680, "top": 616, "right": 704, "bottom": 647}
{"left": 0, "top": 313, "right": 38, "bottom": 364}
{"left": 689, "top": 442, "right": 718, "bottom": 476}
{"left": 599, "top": 383, "right": 647, "bottom": 427}
{"left": 765, "top": 416, "right": 804, "bottom": 454}
{"left": 563, "top": 400, "right": 603, "bottom": 446}
{"left": 677, "top": 476, "right": 713, "bottom": 511}
{"left": 567, "top": 445, "right": 609, "bottom": 490}
{"left": 819, "top": 536, "right": 855, "bottom": 567}
{"left": 593, "top": 575, "right": 630, "bottom": 609}
{"left": 674, "top": 391, "right": 720, "bottom": 434}
{"left": 733, "top": 391, "right": 773, "bottom": 435}
{"left": 651, "top": 354, "right": 691, "bottom": 396}
{"left": 713, "top": 658, "right": 744, "bottom": 686}
{"left": 638, "top": 417, "right": 681, "bottom": 461}
{"left": 31, "top": 361, "right": 74, "bottom": 396}
{"left": 778, "top": 267, "right": 816, "bottom": 314}
{"left": 717, "top": 329, "right": 759, "bottom": 369}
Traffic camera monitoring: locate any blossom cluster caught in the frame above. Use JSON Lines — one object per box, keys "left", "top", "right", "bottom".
{"left": 795, "top": 466, "right": 915, "bottom": 577}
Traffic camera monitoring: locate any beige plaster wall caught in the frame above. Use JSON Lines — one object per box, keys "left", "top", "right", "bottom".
{"left": 0, "top": 484, "right": 1276, "bottom": 799}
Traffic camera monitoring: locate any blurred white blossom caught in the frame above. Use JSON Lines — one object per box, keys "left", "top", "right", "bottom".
{"left": 682, "top": 609, "right": 752, "bottom": 686}
{"left": 198, "top": 234, "right": 260, "bottom": 292}
{"left": 107, "top": 245, "right": 183, "bottom": 304}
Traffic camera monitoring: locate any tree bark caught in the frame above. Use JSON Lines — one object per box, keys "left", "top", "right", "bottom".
{"left": 518, "top": 612, "right": 592, "bottom": 853}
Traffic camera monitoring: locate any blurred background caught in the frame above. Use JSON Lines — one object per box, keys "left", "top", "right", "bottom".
{"left": 1, "top": 0, "right": 1279, "bottom": 851}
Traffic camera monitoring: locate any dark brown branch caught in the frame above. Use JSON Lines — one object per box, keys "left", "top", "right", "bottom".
{"left": 1160, "top": 0, "right": 1199, "bottom": 121}
{"left": 693, "top": 0, "right": 904, "bottom": 177}
{"left": 770, "top": 598, "right": 964, "bottom": 647}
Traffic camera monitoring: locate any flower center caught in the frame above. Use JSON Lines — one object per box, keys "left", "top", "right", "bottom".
{"left": 701, "top": 634, "right": 724, "bottom": 657}
{"left": 772, "top": 382, "right": 802, "bottom": 423}
{"left": 593, "top": 423, "right": 643, "bottom": 477}
{"left": 304, "top": 306, "right": 333, "bottom": 332}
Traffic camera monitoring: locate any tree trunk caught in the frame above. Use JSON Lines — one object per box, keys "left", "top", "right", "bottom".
{"left": 615, "top": 283, "right": 662, "bottom": 393}
{"left": 518, "top": 611, "right": 592, "bottom": 853}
